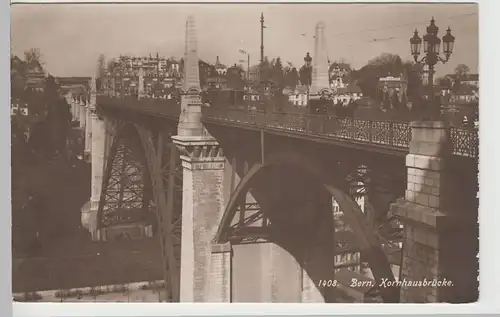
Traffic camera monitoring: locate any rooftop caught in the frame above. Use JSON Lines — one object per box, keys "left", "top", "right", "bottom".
{"left": 337, "top": 83, "right": 362, "bottom": 94}
{"left": 446, "top": 73, "right": 479, "bottom": 82}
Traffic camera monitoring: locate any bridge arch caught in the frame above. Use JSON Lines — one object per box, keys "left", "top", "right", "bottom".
{"left": 96, "top": 120, "right": 182, "bottom": 302}
{"left": 215, "top": 150, "right": 399, "bottom": 303}
{"left": 96, "top": 122, "right": 154, "bottom": 231}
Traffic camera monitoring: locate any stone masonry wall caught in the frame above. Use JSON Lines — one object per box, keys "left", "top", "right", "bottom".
{"left": 174, "top": 138, "right": 226, "bottom": 302}
{"left": 391, "top": 121, "right": 478, "bottom": 303}
{"left": 208, "top": 243, "right": 231, "bottom": 302}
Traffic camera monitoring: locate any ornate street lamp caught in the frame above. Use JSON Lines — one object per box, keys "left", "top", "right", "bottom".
{"left": 410, "top": 17, "right": 455, "bottom": 120}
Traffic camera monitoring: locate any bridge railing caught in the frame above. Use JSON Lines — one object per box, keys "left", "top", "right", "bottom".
{"left": 450, "top": 127, "right": 479, "bottom": 158}
{"left": 202, "top": 106, "right": 413, "bottom": 148}
{"left": 95, "top": 94, "right": 478, "bottom": 158}
{"left": 202, "top": 106, "right": 478, "bottom": 158}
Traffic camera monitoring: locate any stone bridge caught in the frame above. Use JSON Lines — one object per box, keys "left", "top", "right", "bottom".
{"left": 66, "top": 16, "right": 478, "bottom": 303}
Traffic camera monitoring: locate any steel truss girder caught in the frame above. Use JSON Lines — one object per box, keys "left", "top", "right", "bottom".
{"left": 135, "top": 126, "right": 182, "bottom": 302}
{"left": 226, "top": 195, "right": 270, "bottom": 244}
{"left": 97, "top": 123, "right": 151, "bottom": 228}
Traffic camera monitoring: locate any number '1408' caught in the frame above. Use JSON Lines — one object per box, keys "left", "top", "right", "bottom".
{"left": 318, "top": 279, "right": 337, "bottom": 287}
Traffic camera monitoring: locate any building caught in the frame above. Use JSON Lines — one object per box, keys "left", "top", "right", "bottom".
{"left": 446, "top": 84, "right": 479, "bottom": 105}
{"left": 334, "top": 230, "right": 361, "bottom": 273}
{"left": 103, "top": 54, "right": 183, "bottom": 99}
{"left": 214, "top": 56, "right": 227, "bottom": 76}
{"left": 329, "top": 61, "right": 351, "bottom": 90}
{"left": 377, "top": 74, "right": 408, "bottom": 110}
{"left": 445, "top": 73, "right": 479, "bottom": 89}
{"left": 286, "top": 85, "right": 309, "bottom": 107}
{"left": 333, "top": 83, "right": 363, "bottom": 105}
{"left": 11, "top": 98, "right": 28, "bottom": 117}
{"left": 331, "top": 194, "right": 366, "bottom": 273}
{"left": 243, "top": 86, "right": 260, "bottom": 102}
{"left": 332, "top": 194, "right": 365, "bottom": 231}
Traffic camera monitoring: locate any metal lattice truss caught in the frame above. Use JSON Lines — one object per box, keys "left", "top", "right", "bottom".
{"left": 225, "top": 192, "right": 270, "bottom": 244}
{"left": 98, "top": 126, "right": 150, "bottom": 227}
{"left": 136, "top": 126, "right": 182, "bottom": 302}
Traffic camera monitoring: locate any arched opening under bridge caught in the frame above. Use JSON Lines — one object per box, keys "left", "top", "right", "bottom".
{"left": 215, "top": 151, "right": 399, "bottom": 303}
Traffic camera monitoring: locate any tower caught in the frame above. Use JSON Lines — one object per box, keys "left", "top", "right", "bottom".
{"left": 172, "top": 15, "right": 227, "bottom": 302}
{"left": 138, "top": 66, "right": 144, "bottom": 99}
{"left": 309, "top": 21, "right": 332, "bottom": 97}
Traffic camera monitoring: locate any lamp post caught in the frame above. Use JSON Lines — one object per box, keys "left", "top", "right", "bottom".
{"left": 410, "top": 17, "right": 455, "bottom": 120}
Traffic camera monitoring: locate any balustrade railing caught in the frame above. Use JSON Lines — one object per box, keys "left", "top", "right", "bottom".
{"left": 202, "top": 107, "right": 478, "bottom": 158}
{"left": 203, "top": 106, "right": 413, "bottom": 149}
{"left": 96, "top": 95, "right": 478, "bottom": 158}
{"left": 450, "top": 127, "right": 479, "bottom": 158}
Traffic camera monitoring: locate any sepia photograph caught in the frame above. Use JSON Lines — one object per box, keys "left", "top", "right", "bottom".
{"left": 10, "top": 2, "right": 479, "bottom": 304}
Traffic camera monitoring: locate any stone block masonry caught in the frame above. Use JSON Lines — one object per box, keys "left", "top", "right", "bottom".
{"left": 208, "top": 243, "right": 231, "bottom": 302}
{"left": 391, "top": 121, "right": 478, "bottom": 303}
{"left": 173, "top": 136, "right": 226, "bottom": 302}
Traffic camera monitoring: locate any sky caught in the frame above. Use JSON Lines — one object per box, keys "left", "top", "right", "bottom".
{"left": 10, "top": 2, "right": 478, "bottom": 78}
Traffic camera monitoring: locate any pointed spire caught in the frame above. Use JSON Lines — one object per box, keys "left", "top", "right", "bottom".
{"left": 89, "top": 77, "right": 97, "bottom": 109}
{"left": 310, "top": 21, "right": 331, "bottom": 95}
{"left": 138, "top": 67, "right": 144, "bottom": 99}
{"left": 177, "top": 15, "right": 204, "bottom": 137}
{"left": 182, "top": 15, "right": 201, "bottom": 92}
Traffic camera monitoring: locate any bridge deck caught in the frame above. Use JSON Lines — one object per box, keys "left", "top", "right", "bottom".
{"left": 97, "top": 96, "right": 478, "bottom": 158}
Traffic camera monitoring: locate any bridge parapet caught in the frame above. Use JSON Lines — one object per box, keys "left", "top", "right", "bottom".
{"left": 97, "top": 95, "right": 181, "bottom": 119}
{"left": 202, "top": 107, "right": 478, "bottom": 158}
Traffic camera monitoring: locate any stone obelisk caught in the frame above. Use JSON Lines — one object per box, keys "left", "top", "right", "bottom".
{"left": 138, "top": 66, "right": 144, "bottom": 99}
{"left": 309, "top": 21, "right": 332, "bottom": 97}
{"left": 173, "top": 15, "right": 228, "bottom": 302}
{"left": 177, "top": 15, "right": 204, "bottom": 137}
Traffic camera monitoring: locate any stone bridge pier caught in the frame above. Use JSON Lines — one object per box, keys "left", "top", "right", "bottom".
{"left": 79, "top": 78, "right": 111, "bottom": 241}
{"left": 390, "top": 122, "right": 478, "bottom": 303}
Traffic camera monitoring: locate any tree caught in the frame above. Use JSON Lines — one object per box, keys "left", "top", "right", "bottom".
{"left": 24, "top": 48, "right": 44, "bottom": 72}
{"left": 11, "top": 55, "right": 27, "bottom": 98}
{"left": 284, "top": 67, "right": 299, "bottom": 89}
{"left": 260, "top": 57, "right": 271, "bottom": 83}
{"left": 436, "top": 76, "right": 453, "bottom": 90}
{"left": 226, "top": 64, "right": 245, "bottom": 90}
{"left": 299, "top": 65, "right": 312, "bottom": 86}
{"left": 403, "top": 61, "right": 424, "bottom": 104}
{"left": 353, "top": 53, "right": 409, "bottom": 100}
{"left": 454, "top": 64, "right": 470, "bottom": 78}
{"left": 271, "top": 57, "right": 284, "bottom": 88}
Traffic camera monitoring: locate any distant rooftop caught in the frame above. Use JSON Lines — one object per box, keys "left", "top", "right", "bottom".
{"left": 337, "top": 83, "right": 362, "bottom": 95}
